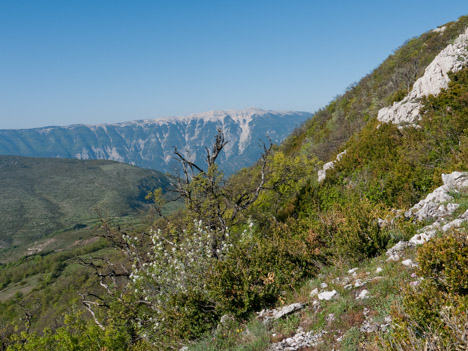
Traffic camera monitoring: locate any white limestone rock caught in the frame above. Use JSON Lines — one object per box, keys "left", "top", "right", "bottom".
{"left": 318, "top": 150, "right": 347, "bottom": 182}
{"left": 257, "top": 302, "right": 307, "bottom": 327}
{"left": 386, "top": 241, "right": 409, "bottom": 257}
{"left": 406, "top": 172, "right": 468, "bottom": 221}
{"left": 310, "top": 288, "right": 319, "bottom": 298}
{"left": 354, "top": 279, "right": 366, "bottom": 288}
{"left": 402, "top": 259, "right": 418, "bottom": 268}
{"left": 378, "top": 27, "right": 468, "bottom": 125}
{"left": 356, "top": 289, "right": 370, "bottom": 300}
{"left": 318, "top": 290, "right": 338, "bottom": 301}
{"left": 269, "top": 329, "right": 326, "bottom": 350}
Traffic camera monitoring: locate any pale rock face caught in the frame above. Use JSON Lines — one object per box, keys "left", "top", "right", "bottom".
{"left": 402, "top": 259, "right": 418, "bottom": 268}
{"left": 317, "top": 150, "right": 347, "bottom": 182}
{"left": 318, "top": 290, "right": 338, "bottom": 301}
{"left": 387, "top": 172, "right": 468, "bottom": 254}
{"left": 257, "top": 302, "right": 306, "bottom": 326}
{"left": 405, "top": 172, "right": 468, "bottom": 221}
{"left": 269, "top": 328, "right": 326, "bottom": 350}
{"left": 378, "top": 27, "right": 468, "bottom": 125}
{"left": 356, "top": 289, "right": 370, "bottom": 300}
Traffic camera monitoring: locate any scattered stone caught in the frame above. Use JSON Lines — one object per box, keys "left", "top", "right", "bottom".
{"left": 179, "top": 347, "right": 188, "bottom": 351}
{"left": 318, "top": 290, "right": 338, "bottom": 301}
{"left": 386, "top": 241, "right": 409, "bottom": 257}
{"left": 310, "top": 288, "right": 319, "bottom": 298}
{"left": 340, "top": 276, "right": 351, "bottom": 285}
{"left": 219, "top": 314, "right": 234, "bottom": 326}
{"left": 344, "top": 284, "right": 353, "bottom": 290}
{"left": 326, "top": 313, "right": 335, "bottom": 323}
{"left": 348, "top": 268, "right": 358, "bottom": 274}
{"left": 356, "top": 289, "right": 370, "bottom": 300}
{"left": 380, "top": 316, "right": 393, "bottom": 332}
{"left": 269, "top": 329, "right": 326, "bottom": 350}
{"left": 386, "top": 253, "right": 401, "bottom": 262}
{"left": 402, "top": 259, "right": 418, "bottom": 268}
{"left": 354, "top": 279, "right": 366, "bottom": 288}
{"left": 376, "top": 267, "right": 383, "bottom": 274}
{"left": 360, "top": 314, "right": 393, "bottom": 334}
{"left": 257, "top": 303, "right": 306, "bottom": 325}
{"left": 360, "top": 320, "right": 378, "bottom": 333}
{"left": 320, "top": 282, "right": 328, "bottom": 289}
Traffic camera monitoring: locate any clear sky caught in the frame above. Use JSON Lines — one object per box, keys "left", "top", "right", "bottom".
{"left": 0, "top": 0, "right": 467, "bottom": 129}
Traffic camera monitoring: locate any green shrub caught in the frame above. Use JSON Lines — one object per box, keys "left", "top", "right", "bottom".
{"left": 320, "top": 198, "right": 390, "bottom": 263}
{"left": 384, "top": 230, "right": 468, "bottom": 350}
{"left": 208, "top": 219, "right": 323, "bottom": 317}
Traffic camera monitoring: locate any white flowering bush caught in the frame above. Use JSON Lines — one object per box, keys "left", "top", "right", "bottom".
{"left": 124, "top": 219, "right": 241, "bottom": 346}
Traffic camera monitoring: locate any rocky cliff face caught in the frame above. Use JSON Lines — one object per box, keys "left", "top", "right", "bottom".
{"left": 0, "top": 108, "right": 311, "bottom": 175}
{"left": 377, "top": 26, "right": 468, "bottom": 125}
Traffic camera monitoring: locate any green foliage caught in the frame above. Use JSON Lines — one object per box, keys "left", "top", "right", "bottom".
{"left": 418, "top": 230, "right": 468, "bottom": 295}
{"left": 384, "top": 230, "right": 468, "bottom": 350}
{"left": 0, "top": 156, "right": 174, "bottom": 262}
{"left": 208, "top": 219, "right": 322, "bottom": 317}
{"left": 4, "top": 312, "right": 142, "bottom": 351}
{"left": 281, "top": 15, "right": 468, "bottom": 162}
{"left": 319, "top": 198, "right": 390, "bottom": 263}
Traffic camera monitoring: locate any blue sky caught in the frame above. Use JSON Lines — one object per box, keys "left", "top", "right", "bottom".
{"left": 0, "top": 0, "right": 467, "bottom": 129}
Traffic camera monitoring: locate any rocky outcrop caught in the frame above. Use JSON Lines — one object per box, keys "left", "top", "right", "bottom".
{"left": 378, "top": 27, "right": 468, "bottom": 125}
{"left": 317, "top": 150, "right": 347, "bottom": 182}
{"left": 387, "top": 171, "right": 468, "bottom": 258}
{"left": 269, "top": 328, "right": 326, "bottom": 351}
{"left": 405, "top": 172, "right": 468, "bottom": 221}
{"left": 257, "top": 302, "right": 306, "bottom": 326}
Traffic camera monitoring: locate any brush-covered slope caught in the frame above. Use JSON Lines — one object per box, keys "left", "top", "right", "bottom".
{"left": 281, "top": 16, "right": 468, "bottom": 163}
{"left": 0, "top": 155, "right": 172, "bottom": 262}
{"left": 0, "top": 108, "right": 311, "bottom": 175}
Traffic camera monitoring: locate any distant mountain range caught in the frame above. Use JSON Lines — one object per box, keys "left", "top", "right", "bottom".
{"left": 0, "top": 108, "right": 312, "bottom": 175}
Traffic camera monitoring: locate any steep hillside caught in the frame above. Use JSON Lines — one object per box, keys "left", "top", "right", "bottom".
{"left": 0, "top": 108, "right": 311, "bottom": 175}
{"left": 281, "top": 16, "right": 468, "bottom": 163}
{"left": 0, "top": 156, "right": 173, "bottom": 262}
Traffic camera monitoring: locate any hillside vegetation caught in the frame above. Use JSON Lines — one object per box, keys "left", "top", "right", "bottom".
{"left": 2, "top": 16, "right": 468, "bottom": 351}
{"left": 0, "top": 156, "right": 174, "bottom": 262}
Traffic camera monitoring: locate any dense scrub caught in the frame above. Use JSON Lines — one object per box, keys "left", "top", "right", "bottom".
{"left": 383, "top": 230, "right": 468, "bottom": 350}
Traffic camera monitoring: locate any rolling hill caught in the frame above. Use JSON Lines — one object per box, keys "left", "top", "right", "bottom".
{"left": 0, "top": 155, "right": 173, "bottom": 262}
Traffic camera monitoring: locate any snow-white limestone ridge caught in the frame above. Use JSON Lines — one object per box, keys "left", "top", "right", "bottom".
{"left": 378, "top": 27, "right": 468, "bottom": 125}
{"left": 317, "top": 150, "right": 347, "bottom": 182}
{"left": 0, "top": 108, "right": 312, "bottom": 175}
{"left": 386, "top": 172, "right": 468, "bottom": 260}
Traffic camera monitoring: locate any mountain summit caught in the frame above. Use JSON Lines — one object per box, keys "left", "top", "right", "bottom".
{"left": 0, "top": 108, "right": 311, "bottom": 175}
